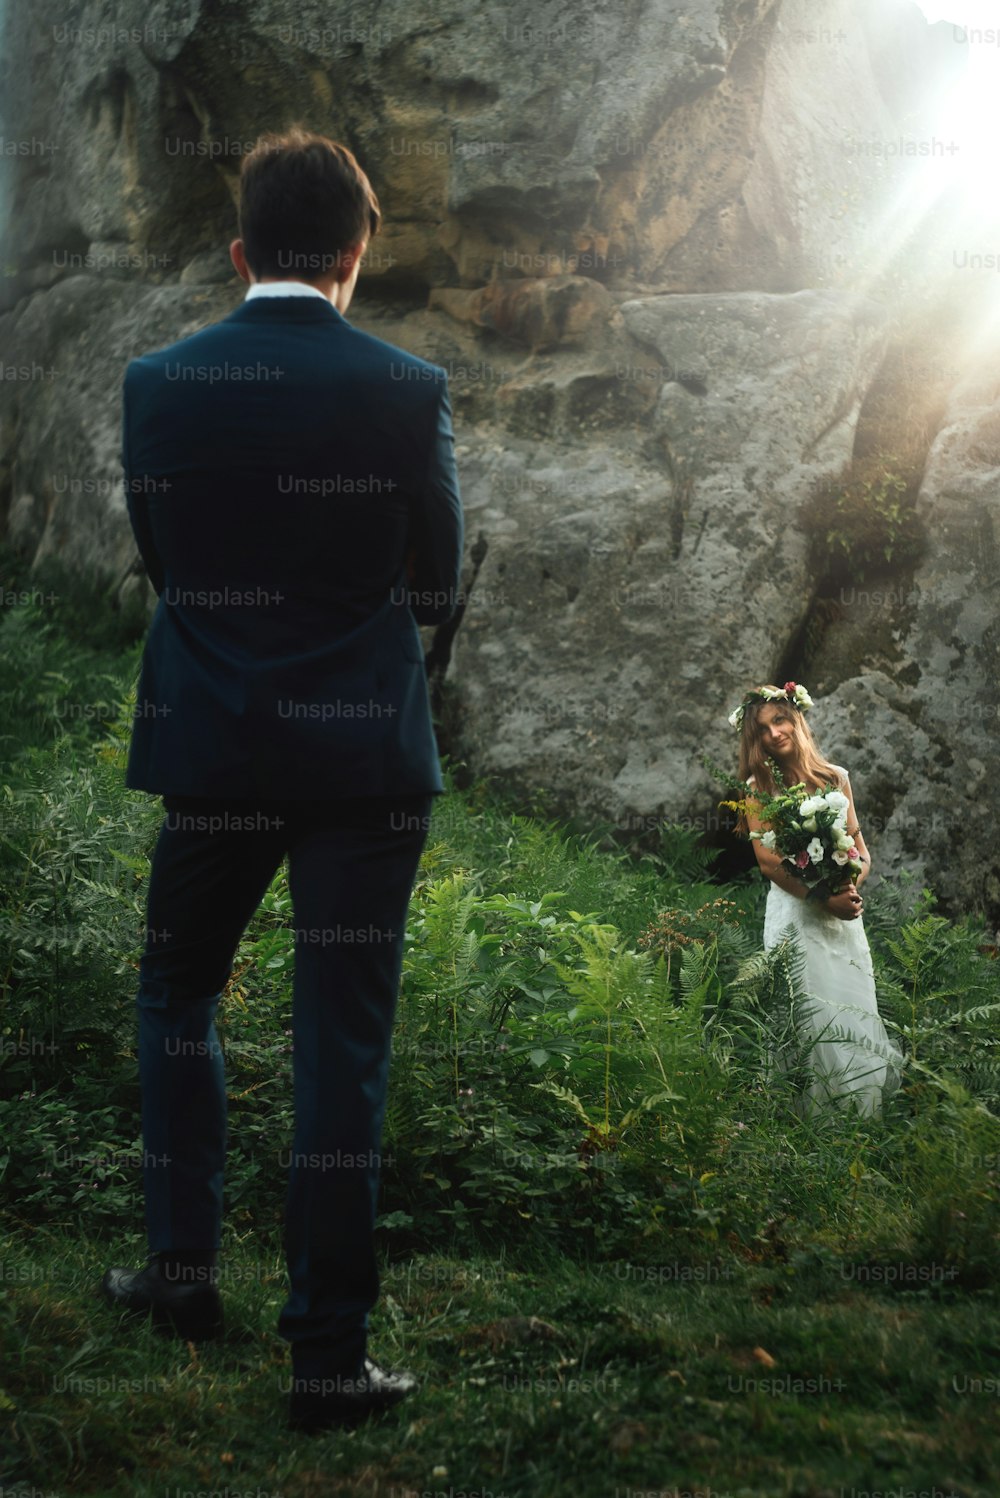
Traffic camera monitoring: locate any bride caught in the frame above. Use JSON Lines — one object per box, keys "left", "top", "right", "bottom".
{"left": 730, "top": 682, "right": 903, "bottom": 1119}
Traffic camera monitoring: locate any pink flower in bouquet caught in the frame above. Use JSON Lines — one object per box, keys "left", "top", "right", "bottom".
{"left": 794, "top": 849, "right": 810, "bottom": 868}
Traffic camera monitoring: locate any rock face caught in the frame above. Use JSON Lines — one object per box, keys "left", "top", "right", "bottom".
{"left": 0, "top": 0, "right": 995, "bottom": 918}
{"left": 872, "top": 367, "right": 1000, "bottom": 917}
{"left": 452, "top": 287, "right": 890, "bottom": 821}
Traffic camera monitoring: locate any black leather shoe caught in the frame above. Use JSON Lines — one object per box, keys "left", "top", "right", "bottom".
{"left": 288, "top": 1357, "right": 417, "bottom": 1432}
{"left": 101, "top": 1259, "right": 223, "bottom": 1342}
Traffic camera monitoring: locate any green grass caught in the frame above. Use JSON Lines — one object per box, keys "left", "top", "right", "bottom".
{"left": 0, "top": 577, "right": 998, "bottom": 1497}
{"left": 0, "top": 1228, "right": 996, "bottom": 1496}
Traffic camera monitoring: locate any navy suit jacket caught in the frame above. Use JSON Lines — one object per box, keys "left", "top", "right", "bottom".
{"left": 122, "top": 293, "right": 464, "bottom": 798}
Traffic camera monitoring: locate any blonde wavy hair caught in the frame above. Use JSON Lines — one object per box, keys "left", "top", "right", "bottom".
{"left": 734, "top": 693, "right": 843, "bottom": 834}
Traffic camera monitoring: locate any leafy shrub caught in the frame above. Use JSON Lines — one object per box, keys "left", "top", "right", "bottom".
{"left": 0, "top": 599, "right": 997, "bottom": 1283}
{"left": 799, "top": 452, "right": 926, "bottom": 583}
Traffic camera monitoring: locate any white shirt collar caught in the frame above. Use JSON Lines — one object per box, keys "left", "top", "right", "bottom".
{"left": 245, "top": 281, "right": 331, "bottom": 302}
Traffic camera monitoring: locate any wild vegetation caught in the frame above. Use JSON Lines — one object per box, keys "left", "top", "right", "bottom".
{"left": 1, "top": 554, "right": 997, "bottom": 1497}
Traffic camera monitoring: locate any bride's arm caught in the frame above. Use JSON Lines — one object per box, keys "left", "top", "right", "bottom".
{"left": 841, "top": 771, "right": 871, "bottom": 888}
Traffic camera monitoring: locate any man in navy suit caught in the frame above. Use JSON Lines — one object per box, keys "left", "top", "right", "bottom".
{"left": 102, "top": 128, "right": 464, "bottom": 1432}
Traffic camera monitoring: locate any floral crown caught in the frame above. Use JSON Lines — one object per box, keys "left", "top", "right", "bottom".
{"left": 727, "top": 680, "right": 814, "bottom": 732}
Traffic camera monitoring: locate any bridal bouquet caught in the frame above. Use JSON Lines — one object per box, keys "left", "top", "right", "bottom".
{"left": 713, "top": 764, "right": 864, "bottom": 898}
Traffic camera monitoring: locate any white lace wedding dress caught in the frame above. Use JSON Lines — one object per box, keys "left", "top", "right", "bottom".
{"left": 753, "top": 766, "right": 904, "bottom": 1120}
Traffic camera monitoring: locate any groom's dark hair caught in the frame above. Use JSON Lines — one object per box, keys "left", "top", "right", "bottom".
{"left": 238, "top": 126, "right": 382, "bottom": 280}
